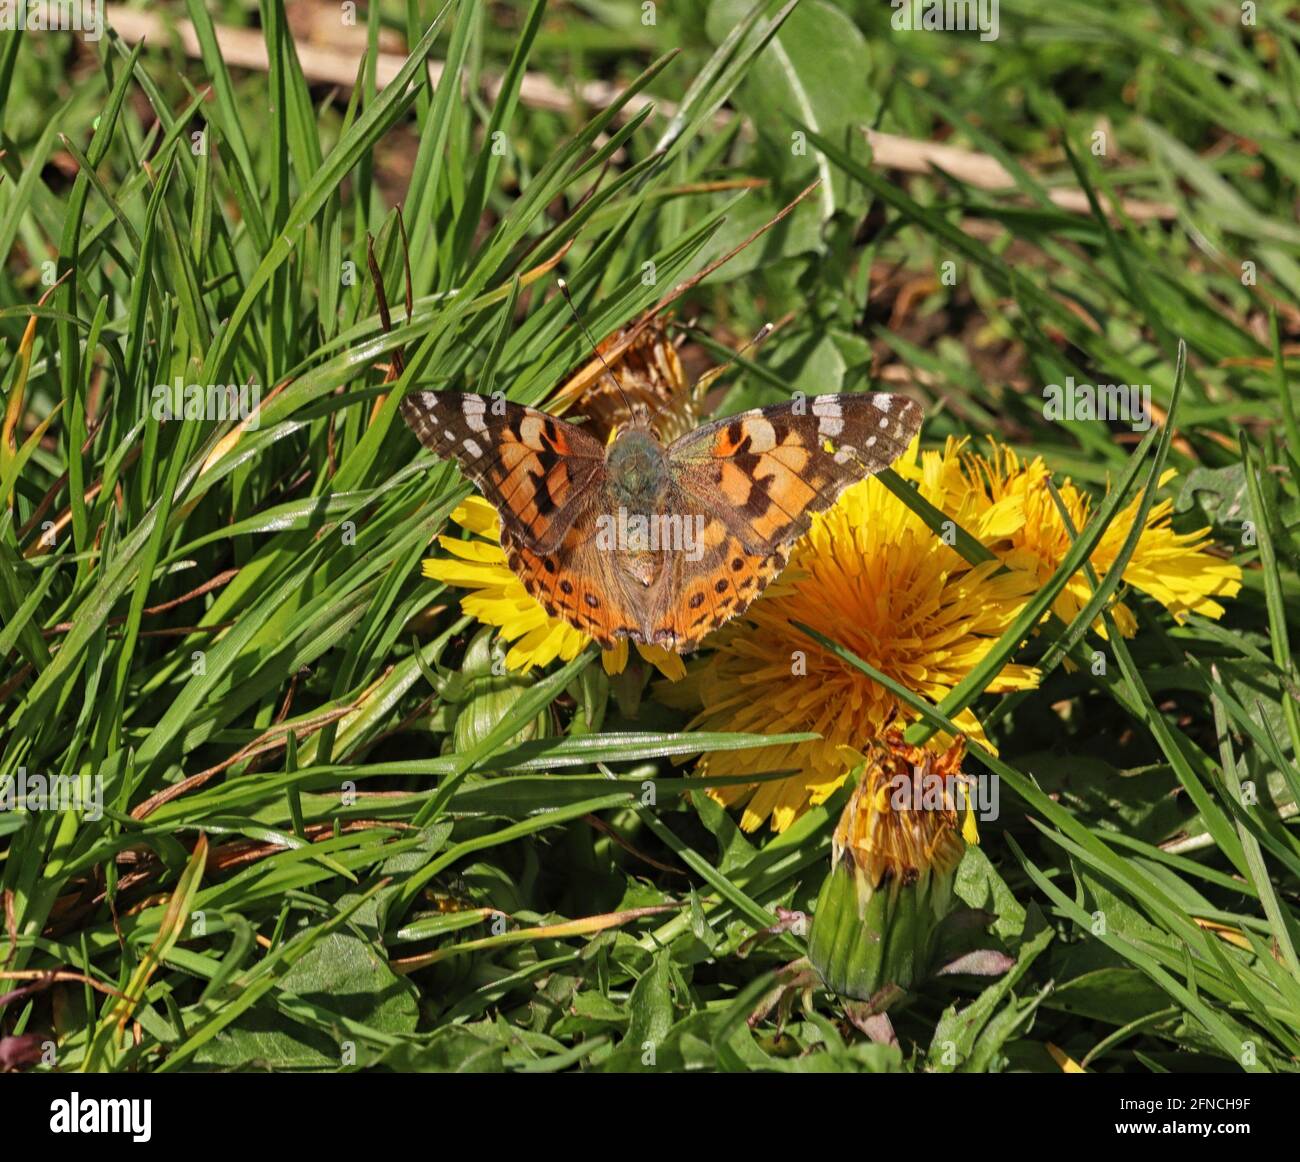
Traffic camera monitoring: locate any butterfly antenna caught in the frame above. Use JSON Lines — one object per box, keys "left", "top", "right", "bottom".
{"left": 557, "top": 277, "right": 637, "bottom": 422}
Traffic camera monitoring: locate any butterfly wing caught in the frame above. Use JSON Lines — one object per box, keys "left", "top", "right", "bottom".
{"left": 401, "top": 390, "right": 606, "bottom": 554}
{"left": 642, "top": 506, "right": 791, "bottom": 653}
{"left": 502, "top": 521, "right": 653, "bottom": 650}
{"left": 402, "top": 390, "right": 646, "bottom": 646}
{"left": 647, "top": 392, "right": 923, "bottom": 650}
{"left": 668, "top": 392, "right": 923, "bottom": 552}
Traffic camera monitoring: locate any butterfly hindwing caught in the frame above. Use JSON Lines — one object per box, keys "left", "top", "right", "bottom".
{"left": 503, "top": 521, "right": 646, "bottom": 650}
{"left": 646, "top": 514, "right": 790, "bottom": 653}
{"left": 401, "top": 391, "right": 606, "bottom": 554}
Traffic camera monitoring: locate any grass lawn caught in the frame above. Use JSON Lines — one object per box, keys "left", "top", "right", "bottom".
{"left": 1, "top": 0, "right": 1298, "bottom": 1076}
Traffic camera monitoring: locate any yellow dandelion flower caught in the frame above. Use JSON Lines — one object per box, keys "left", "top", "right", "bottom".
{"left": 422, "top": 496, "right": 685, "bottom": 680}
{"left": 957, "top": 440, "right": 1243, "bottom": 636}
{"left": 656, "top": 437, "right": 1041, "bottom": 833}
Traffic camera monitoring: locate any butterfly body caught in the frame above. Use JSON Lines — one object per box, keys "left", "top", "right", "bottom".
{"left": 402, "top": 388, "right": 922, "bottom": 654}
{"left": 605, "top": 424, "right": 670, "bottom": 510}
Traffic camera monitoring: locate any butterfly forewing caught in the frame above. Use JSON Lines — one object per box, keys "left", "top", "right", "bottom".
{"left": 631, "top": 393, "right": 922, "bottom": 651}
{"left": 402, "top": 390, "right": 645, "bottom": 646}
{"left": 400, "top": 391, "right": 605, "bottom": 554}
{"left": 667, "top": 392, "right": 923, "bottom": 555}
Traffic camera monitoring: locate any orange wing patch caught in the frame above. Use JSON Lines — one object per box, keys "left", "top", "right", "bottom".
{"left": 672, "top": 394, "right": 923, "bottom": 556}
{"left": 648, "top": 527, "right": 790, "bottom": 653}
{"left": 503, "top": 522, "right": 641, "bottom": 649}
{"left": 401, "top": 391, "right": 605, "bottom": 553}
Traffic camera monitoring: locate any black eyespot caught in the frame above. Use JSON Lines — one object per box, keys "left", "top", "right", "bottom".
{"left": 560, "top": 580, "right": 574, "bottom": 595}
{"left": 715, "top": 579, "right": 728, "bottom": 594}
{"left": 689, "top": 592, "right": 705, "bottom": 610}
{"left": 585, "top": 592, "right": 601, "bottom": 608}
{"left": 542, "top": 557, "right": 557, "bottom": 574}
{"left": 731, "top": 557, "right": 745, "bottom": 571}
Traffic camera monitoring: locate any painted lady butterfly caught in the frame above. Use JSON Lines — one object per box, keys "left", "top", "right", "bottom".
{"left": 402, "top": 380, "right": 922, "bottom": 654}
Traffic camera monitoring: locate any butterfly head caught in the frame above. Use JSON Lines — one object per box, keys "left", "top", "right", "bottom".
{"left": 624, "top": 399, "right": 660, "bottom": 435}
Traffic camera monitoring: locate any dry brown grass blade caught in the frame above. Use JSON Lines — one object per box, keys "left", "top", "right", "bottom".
{"left": 389, "top": 902, "right": 686, "bottom": 974}
{"left": 107, "top": 6, "right": 1176, "bottom": 226}
{"left": 864, "top": 128, "right": 1175, "bottom": 221}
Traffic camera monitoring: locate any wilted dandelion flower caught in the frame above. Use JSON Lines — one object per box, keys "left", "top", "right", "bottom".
{"left": 656, "top": 437, "right": 1041, "bottom": 832}
{"left": 548, "top": 316, "right": 699, "bottom": 445}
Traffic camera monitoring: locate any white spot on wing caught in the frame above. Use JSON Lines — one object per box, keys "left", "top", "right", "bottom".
{"left": 746, "top": 416, "right": 777, "bottom": 451}
{"left": 462, "top": 394, "right": 488, "bottom": 433}
{"left": 519, "top": 414, "right": 546, "bottom": 447}
{"left": 813, "top": 398, "right": 845, "bottom": 438}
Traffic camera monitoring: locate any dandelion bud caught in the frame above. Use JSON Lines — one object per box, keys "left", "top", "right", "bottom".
{"left": 447, "top": 628, "right": 552, "bottom": 752}
{"left": 807, "top": 733, "right": 970, "bottom": 1003}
